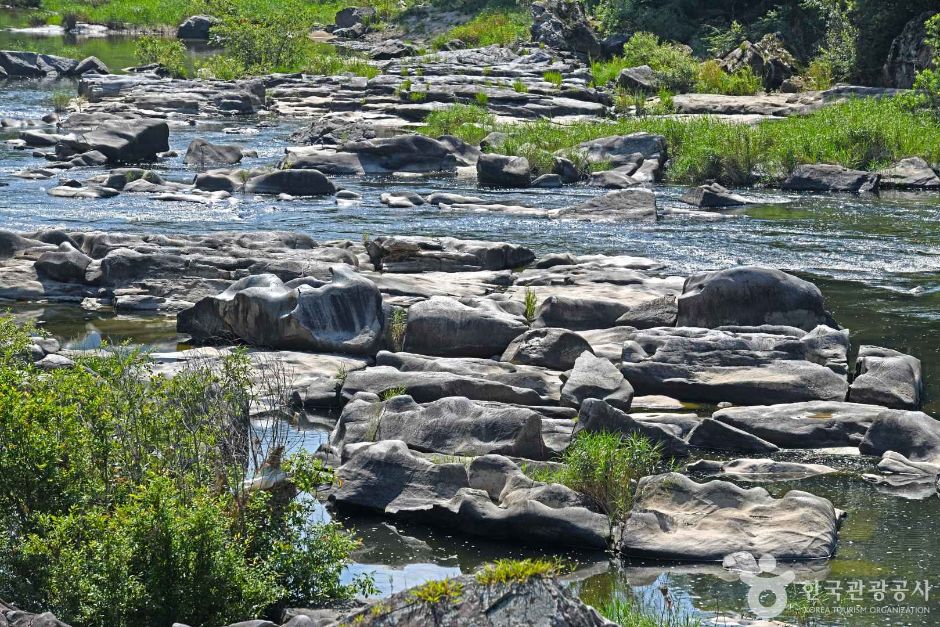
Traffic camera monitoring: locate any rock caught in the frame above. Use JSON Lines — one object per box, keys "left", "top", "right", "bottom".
{"left": 620, "top": 325, "right": 850, "bottom": 405}
{"left": 69, "top": 118, "right": 169, "bottom": 164}
{"left": 534, "top": 296, "right": 631, "bottom": 332}
{"left": 0, "top": 230, "right": 48, "bottom": 259}
{"left": 74, "top": 56, "right": 109, "bottom": 76}
{"left": 876, "top": 450, "right": 940, "bottom": 476}
{"left": 677, "top": 266, "right": 837, "bottom": 331}
{"left": 335, "top": 6, "right": 375, "bottom": 29}
{"left": 575, "top": 399, "right": 689, "bottom": 457}
{"left": 36, "top": 354, "right": 75, "bottom": 370}
{"left": 558, "top": 188, "right": 657, "bottom": 222}
{"left": 719, "top": 34, "right": 796, "bottom": 91}
{"left": 177, "top": 14, "right": 219, "bottom": 39}
{"left": 331, "top": 395, "right": 549, "bottom": 459}
{"left": 680, "top": 183, "right": 751, "bottom": 208}
{"left": 47, "top": 184, "right": 119, "bottom": 199}
{"left": 476, "top": 154, "right": 531, "bottom": 188}
{"left": 0, "top": 50, "right": 78, "bottom": 78}
{"left": 552, "top": 156, "right": 582, "bottom": 183}
{"left": 245, "top": 169, "right": 336, "bottom": 196}
{"left": 530, "top": 0, "right": 602, "bottom": 58}
{"left": 884, "top": 11, "right": 937, "bottom": 88}
{"left": 561, "top": 351, "right": 634, "bottom": 411}
{"left": 403, "top": 296, "right": 528, "bottom": 358}
{"left": 34, "top": 242, "right": 92, "bottom": 283}
{"left": 712, "top": 401, "right": 913, "bottom": 449}
{"left": 480, "top": 131, "right": 507, "bottom": 151}
{"left": 617, "top": 65, "right": 658, "bottom": 92}
{"left": 365, "top": 236, "right": 533, "bottom": 272}
{"left": 859, "top": 409, "right": 940, "bottom": 463}
{"left": 184, "top": 139, "right": 246, "bottom": 166}
{"left": 687, "top": 458, "right": 837, "bottom": 481}
{"left": 588, "top": 169, "right": 639, "bottom": 189}
{"left": 620, "top": 472, "right": 842, "bottom": 560}
{"left": 572, "top": 133, "right": 665, "bottom": 167}
{"left": 177, "top": 267, "right": 384, "bottom": 354}
{"left": 283, "top": 135, "right": 466, "bottom": 175}
{"left": 380, "top": 191, "right": 425, "bottom": 208}
{"left": 5, "top": 610, "right": 72, "bottom": 627}
{"left": 532, "top": 173, "right": 563, "bottom": 188}
{"left": 849, "top": 345, "right": 923, "bottom": 410}
{"left": 876, "top": 157, "right": 940, "bottom": 189}
{"left": 331, "top": 440, "right": 610, "bottom": 549}
{"left": 501, "top": 327, "right": 593, "bottom": 370}
{"left": 686, "top": 418, "right": 779, "bottom": 454}
{"left": 782, "top": 164, "right": 879, "bottom": 193}
{"left": 370, "top": 39, "right": 416, "bottom": 60}
{"left": 614, "top": 295, "right": 677, "bottom": 328}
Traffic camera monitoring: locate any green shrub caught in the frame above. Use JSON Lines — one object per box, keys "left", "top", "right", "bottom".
{"left": 475, "top": 91, "right": 490, "bottom": 106}
{"left": 475, "top": 559, "right": 562, "bottom": 585}
{"left": 197, "top": 54, "right": 247, "bottom": 80}
{"left": 695, "top": 60, "right": 761, "bottom": 95}
{"left": 421, "top": 103, "right": 495, "bottom": 145}
{"left": 210, "top": 1, "right": 311, "bottom": 74}
{"left": 803, "top": 57, "right": 834, "bottom": 90}
{"left": 512, "top": 79, "right": 529, "bottom": 93}
{"left": 431, "top": 8, "right": 530, "bottom": 49}
{"left": 523, "top": 288, "right": 538, "bottom": 323}
{"left": 50, "top": 89, "right": 72, "bottom": 112}
{"left": 135, "top": 35, "right": 188, "bottom": 78}
{"left": 620, "top": 32, "right": 698, "bottom": 93}
{"left": 908, "top": 14, "right": 940, "bottom": 115}
{"left": 410, "top": 578, "right": 463, "bottom": 604}
{"left": 0, "top": 317, "right": 371, "bottom": 627}
{"left": 542, "top": 70, "right": 563, "bottom": 87}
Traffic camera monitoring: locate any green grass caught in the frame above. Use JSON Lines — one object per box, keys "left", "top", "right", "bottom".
{"left": 695, "top": 59, "right": 761, "bottom": 95}
{"left": 542, "top": 70, "right": 563, "bottom": 87}
{"left": 475, "top": 559, "right": 563, "bottom": 585}
{"left": 523, "top": 287, "right": 538, "bottom": 323}
{"left": 431, "top": 8, "right": 530, "bottom": 49}
{"left": 420, "top": 103, "right": 496, "bottom": 144}
{"left": 423, "top": 97, "right": 940, "bottom": 187}
{"left": 409, "top": 578, "right": 463, "bottom": 604}
{"left": 598, "top": 597, "right": 701, "bottom": 627}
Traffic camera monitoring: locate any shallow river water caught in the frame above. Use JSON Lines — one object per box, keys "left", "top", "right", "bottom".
{"left": 2, "top": 74, "right": 939, "bottom": 626}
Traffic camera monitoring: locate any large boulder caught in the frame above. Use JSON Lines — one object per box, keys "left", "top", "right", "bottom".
{"left": 338, "top": 574, "right": 612, "bottom": 627}
{"left": 68, "top": 118, "right": 169, "bottom": 164}
{"left": 558, "top": 189, "right": 657, "bottom": 222}
{"left": 530, "top": 0, "right": 602, "bottom": 58}
{"left": 712, "top": 401, "right": 908, "bottom": 449}
{"left": 884, "top": 11, "right": 937, "bottom": 89}
{"left": 859, "top": 410, "right": 940, "bottom": 463}
{"left": 677, "top": 266, "right": 836, "bottom": 331}
{"left": 620, "top": 325, "right": 850, "bottom": 405}
{"left": 617, "top": 65, "right": 658, "bottom": 92}
{"left": 575, "top": 399, "right": 689, "bottom": 457}
{"left": 244, "top": 169, "right": 336, "bottom": 196}
{"left": 366, "top": 236, "right": 534, "bottom": 272}
{"left": 620, "top": 472, "right": 842, "bottom": 560}
{"left": 719, "top": 34, "right": 796, "bottom": 90}
{"left": 849, "top": 345, "right": 923, "bottom": 410}
{"left": 561, "top": 351, "right": 634, "bottom": 411}
{"left": 176, "top": 15, "right": 219, "bottom": 39}
{"left": 184, "top": 139, "right": 247, "bottom": 166}
{"left": 331, "top": 395, "right": 549, "bottom": 459}
{"left": 876, "top": 157, "right": 940, "bottom": 189}
{"left": 571, "top": 133, "right": 666, "bottom": 167}
{"left": 680, "top": 183, "right": 750, "bottom": 208}
{"left": 34, "top": 242, "right": 92, "bottom": 283}
{"left": 177, "top": 267, "right": 384, "bottom": 354}
{"left": 686, "top": 418, "right": 779, "bottom": 454}
{"left": 282, "top": 135, "right": 467, "bottom": 175}
{"left": 476, "top": 154, "right": 531, "bottom": 188}
{"left": 0, "top": 50, "right": 81, "bottom": 78}
{"left": 501, "top": 327, "right": 593, "bottom": 370}
{"left": 335, "top": 6, "right": 376, "bottom": 29}
{"left": 330, "top": 440, "right": 610, "bottom": 549}
{"left": 782, "top": 164, "right": 879, "bottom": 193}
{"left": 403, "top": 296, "right": 528, "bottom": 358}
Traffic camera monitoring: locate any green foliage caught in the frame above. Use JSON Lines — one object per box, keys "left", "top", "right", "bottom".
{"left": 135, "top": 35, "right": 188, "bottom": 78}
{"left": 421, "top": 103, "right": 495, "bottom": 145}
{"left": 512, "top": 79, "right": 529, "bottom": 93}
{"left": 196, "top": 54, "right": 246, "bottom": 80}
{"left": 389, "top": 308, "right": 408, "bottom": 352}
{"left": 620, "top": 31, "right": 698, "bottom": 93}
{"left": 702, "top": 19, "right": 747, "bottom": 57}
{"left": 695, "top": 60, "right": 761, "bottom": 95}
{"left": 598, "top": 596, "right": 701, "bottom": 627}
{"left": 523, "top": 288, "right": 538, "bottom": 324}
{"left": 475, "top": 91, "right": 490, "bottom": 106}
{"left": 380, "top": 386, "right": 407, "bottom": 400}
{"left": 0, "top": 317, "right": 369, "bottom": 627}
{"left": 209, "top": 0, "right": 311, "bottom": 74}
{"left": 908, "top": 14, "right": 940, "bottom": 115}
{"left": 50, "top": 89, "right": 72, "bottom": 112}
{"left": 804, "top": 0, "right": 858, "bottom": 81}
{"left": 803, "top": 57, "right": 834, "bottom": 90}
{"left": 409, "top": 578, "right": 464, "bottom": 604}
{"left": 542, "top": 70, "right": 563, "bottom": 87}
{"left": 475, "top": 559, "right": 563, "bottom": 585}
{"left": 431, "top": 8, "right": 531, "bottom": 49}
{"left": 652, "top": 87, "right": 676, "bottom": 113}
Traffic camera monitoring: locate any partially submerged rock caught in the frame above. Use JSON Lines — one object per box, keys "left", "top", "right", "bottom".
{"left": 782, "top": 164, "right": 879, "bottom": 193}
{"left": 680, "top": 183, "right": 751, "bottom": 208}
{"left": 687, "top": 458, "right": 838, "bottom": 481}
{"left": 876, "top": 157, "right": 940, "bottom": 189}
{"left": 849, "top": 345, "right": 923, "bottom": 410}
{"left": 476, "top": 154, "right": 531, "bottom": 188}
{"left": 620, "top": 472, "right": 842, "bottom": 561}
{"left": 859, "top": 409, "right": 940, "bottom": 463}
{"left": 557, "top": 188, "right": 657, "bottom": 222}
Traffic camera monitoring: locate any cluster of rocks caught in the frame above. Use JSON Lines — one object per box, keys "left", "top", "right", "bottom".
{"left": 0, "top": 50, "right": 108, "bottom": 80}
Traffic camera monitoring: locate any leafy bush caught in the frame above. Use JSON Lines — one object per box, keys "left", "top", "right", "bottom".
{"left": 695, "top": 60, "right": 761, "bottom": 95}
{"left": 803, "top": 57, "right": 834, "bottom": 90}
{"left": 135, "top": 35, "right": 188, "bottom": 78}
{"left": 620, "top": 32, "right": 698, "bottom": 93}
{"left": 421, "top": 103, "right": 495, "bottom": 145}
{"left": 0, "top": 317, "right": 370, "bottom": 626}
{"left": 210, "top": 0, "right": 311, "bottom": 73}
{"left": 197, "top": 54, "right": 246, "bottom": 80}
{"left": 908, "top": 14, "right": 940, "bottom": 115}
{"left": 431, "top": 8, "right": 530, "bottom": 49}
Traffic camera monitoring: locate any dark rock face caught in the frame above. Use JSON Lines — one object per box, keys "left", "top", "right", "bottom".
{"left": 678, "top": 266, "right": 837, "bottom": 331}
{"left": 62, "top": 118, "right": 170, "bottom": 164}
{"left": 184, "top": 139, "right": 247, "bottom": 166}
{"left": 335, "top": 6, "right": 376, "bottom": 29}
{"left": 849, "top": 345, "right": 923, "bottom": 410}
{"left": 617, "top": 65, "right": 657, "bottom": 92}
{"left": 686, "top": 418, "right": 779, "bottom": 454}
{"left": 620, "top": 325, "right": 850, "bottom": 405}
{"left": 331, "top": 395, "right": 550, "bottom": 459}
{"left": 0, "top": 50, "right": 107, "bottom": 79}
{"left": 176, "top": 15, "right": 219, "bottom": 39}
{"left": 476, "top": 154, "right": 532, "bottom": 188}
{"left": 530, "top": 0, "right": 603, "bottom": 58}
{"left": 34, "top": 243, "right": 92, "bottom": 283}
{"left": 330, "top": 441, "right": 610, "bottom": 549}
{"left": 620, "top": 472, "right": 842, "bottom": 561}
{"left": 178, "top": 266, "right": 384, "bottom": 354}
{"left": 244, "top": 169, "right": 336, "bottom": 196}
{"left": 501, "top": 327, "right": 592, "bottom": 370}
{"left": 403, "top": 296, "right": 528, "bottom": 358}
{"left": 614, "top": 295, "right": 678, "bottom": 328}
{"left": 860, "top": 409, "right": 940, "bottom": 463}
{"left": 680, "top": 183, "right": 750, "bottom": 208}
{"left": 782, "top": 164, "right": 880, "bottom": 193}
{"left": 576, "top": 399, "right": 689, "bottom": 457}
{"left": 884, "top": 11, "right": 937, "bottom": 88}
{"left": 338, "top": 574, "right": 612, "bottom": 626}
{"left": 366, "top": 235, "right": 533, "bottom": 273}
{"left": 719, "top": 34, "right": 796, "bottom": 90}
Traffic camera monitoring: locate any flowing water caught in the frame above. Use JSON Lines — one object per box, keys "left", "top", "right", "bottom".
{"left": 2, "top": 66, "right": 939, "bottom": 625}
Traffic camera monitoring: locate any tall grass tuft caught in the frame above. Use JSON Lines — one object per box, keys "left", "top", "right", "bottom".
{"left": 431, "top": 8, "right": 530, "bottom": 49}
{"left": 421, "top": 104, "right": 495, "bottom": 145}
